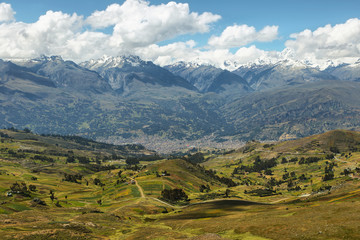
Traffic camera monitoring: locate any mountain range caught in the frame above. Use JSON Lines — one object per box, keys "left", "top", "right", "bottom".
{"left": 1, "top": 55, "right": 360, "bottom": 151}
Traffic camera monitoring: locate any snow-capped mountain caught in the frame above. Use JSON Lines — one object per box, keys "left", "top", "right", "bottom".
{"left": 81, "top": 55, "right": 196, "bottom": 93}
{"left": 80, "top": 55, "right": 149, "bottom": 71}
{"left": 233, "top": 59, "right": 337, "bottom": 91}
{"left": 324, "top": 59, "right": 360, "bottom": 82}
{"left": 16, "top": 55, "right": 112, "bottom": 93}
{"left": 165, "top": 61, "right": 252, "bottom": 95}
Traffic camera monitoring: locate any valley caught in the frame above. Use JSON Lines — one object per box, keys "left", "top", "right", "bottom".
{"left": 2, "top": 1, "right": 360, "bottom": 239}
{"left": 2, "top": 55, "right": 360, "bottom": 151}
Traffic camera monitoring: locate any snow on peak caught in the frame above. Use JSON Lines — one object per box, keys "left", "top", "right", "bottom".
{"left": 81, "top": 55, "right": 150, "bottom": 70}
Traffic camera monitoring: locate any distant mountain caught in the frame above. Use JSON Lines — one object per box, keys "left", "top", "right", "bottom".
{"left": 233, "top": 60, "right": 337, "bottom": 91}
{"left": 223, "top": 80, "right": 360, "bottom": 141}
{"left": 81, "top": 56, "right": 196, "bottom": 94}
{"left": 324, "top": 60, "right": 360, "bottom": 82}
{"left": 164, "top": 61, "right": 252, "bottom": 95}
{"left": 0, "top": 58, "right": 229, "bottom": 145}
{"left": 0, "top": 59, "right": 55, "bottom": 89}
{"left": 2, "top": 55, "right": 360, "bottom": 150}
{"left": 16, "top": 56, "right": 112, "bottom": 93}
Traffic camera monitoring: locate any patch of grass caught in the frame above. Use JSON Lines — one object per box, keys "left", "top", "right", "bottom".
{"left": 6, "top": 203, "right": 31, "bottom": 212}
{"left": 130, "top": 185, "right": 140, "bottom": 197}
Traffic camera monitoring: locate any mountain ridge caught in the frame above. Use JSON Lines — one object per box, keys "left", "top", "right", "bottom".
{"left": 2, "top": 55, "right": 360, "bottom": 151}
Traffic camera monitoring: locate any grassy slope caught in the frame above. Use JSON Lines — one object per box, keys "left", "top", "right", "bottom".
{"left": 0, "top": 130, "right": 360, "bottom": 239}
{"left": 274, "top": 129, "right": 360, "bottom": 153}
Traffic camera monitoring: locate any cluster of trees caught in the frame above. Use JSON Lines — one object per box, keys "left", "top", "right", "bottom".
{"left": 298, "top": 156, "right": 322, "bottom": 164}
{"left": 281, "top": 157, "right": 299, "bottom": 164}
{"left": 265, "top": 177, "right": 282, "bottom": 189}
{"left": 66, "top": 156, "right": 90, "bottom": 164}
{"left": 84, "top": 164, "right": 118, "bottom": 172}
{"left": 125, "top": 157, "right": 140, "bottom": 165}
{"left": 93, "top": 178, "right": 105, "bottom": 187}
{"left": 234, "top": 156, "right": 277, "bottom": 173}
{"left": 125, "top": 155, "right": 162, "bottom": 165}
{"left": 185, "top": 152, "right": 205, "bottom": 164}
{"left": 161, "top": 188, "right": 188, "bottom": 202}
{"left": 32, "top": 154, "right": 54, "bottom": 162}
{"left": 282, "top": 171, "right": 296, "bottom": 180}
{"left": 244, "top": 188, "right": 277, "bottom": 197}
{"left": 63, "top": 173, "right": 83, "bottom": 183}
{"left": 7, "top": 149, "right": 26, "bottom": 159}
{"left": 0, "top": 131, "right": 11, "bottom": 138}
{"left": 323, "top": 162, "right": 336, "bottom": 181}
{"left": 124, "top": 164, "right": 144, "bottom": 171}
{"left": 203, "top": 169, "right": 237, "bottom": 187}
{"left": 9, "top": 182, "right": 36, "bottom": 197}
{"left": 199, "top": 184, "right": 211, "bottom": 192}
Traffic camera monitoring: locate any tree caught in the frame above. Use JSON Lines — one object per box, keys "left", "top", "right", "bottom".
{"left": 66, "top": 156, "right": 76, "bottom": 163}
{"left": 78, "top": 156, "right": 90, "bottom": 164}
{"left": 126, "top": 158, "right": 139, "bottom": 165}
{"left": 23, "top": 128, "right": 31, "bottom": 133}
{"left": 187, "top": 152, "right": 205, "bottom": 164}
{"left": 225, "top": 189, "right": 231, "bottom": 197}
{"left": 50, "top": 191, "right": 55, "bottom": 202}
{"left": 9, "top": 182, "right": 30, "bottom": 197}
{"left": 161, "top": 188, "right": 188, "bottom": 202}
{"left": 199, "top": 184, "right": 210, "bottom": 192}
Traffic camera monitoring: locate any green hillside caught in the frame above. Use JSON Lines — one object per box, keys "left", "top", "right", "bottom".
{"left": 0, "top": 129, "right": 360, "bottom": 239}
{"left": 274, "top": 129, "right": 360, "bottom": 153}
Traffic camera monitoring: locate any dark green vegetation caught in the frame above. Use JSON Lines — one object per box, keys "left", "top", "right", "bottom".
{"left": 2, "top": 57, "right": 360, "bottom": 152}
{"left": 1, "top": 129, "right": 360, "bottom": 239}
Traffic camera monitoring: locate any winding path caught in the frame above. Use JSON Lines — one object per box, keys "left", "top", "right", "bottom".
{"left": 131, "top": 178, "right": 145, "bottom": 198}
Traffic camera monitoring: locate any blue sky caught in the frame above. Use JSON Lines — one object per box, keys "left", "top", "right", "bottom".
{"left": 1, "top": 0, "right": 360, "bottom": 68}
{"left": 8, "top": 0, "right": 360, "bottom": 51}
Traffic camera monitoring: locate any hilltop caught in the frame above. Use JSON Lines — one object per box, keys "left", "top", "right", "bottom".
{"left": 274, "top": 129, "right": 360, "bottom": 153}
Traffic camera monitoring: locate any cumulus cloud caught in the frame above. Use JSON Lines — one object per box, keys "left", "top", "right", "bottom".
{"left": 208, "top": 24, "right": 278, "bottom": 48}
{"left": 0, "top": 10, "right": 83, "bottom": 59}
{"left": 285, "top": 18, "right": 360, "bottom": 62}
{"left": 86, "top": 0, "right": 221, "bottom": 48}
{"left": 134, "top": 41, "right": 268, "bottom": 70}
{"left": 2, "top": 0, "right": 360, "bottom": 69}
{"left": 0, "top": 2, "right": 15, "bottom": 22}
{"left": 0, "top": 1, "right": 221, "bottom": 62}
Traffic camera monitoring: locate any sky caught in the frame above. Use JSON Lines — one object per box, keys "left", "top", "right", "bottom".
{"left": 1, "top": 0, "right": 360, "bottom": 69}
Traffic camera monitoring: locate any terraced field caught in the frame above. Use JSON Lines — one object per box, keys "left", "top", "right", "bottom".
{"left": 0, "top": 129, "right": 360, "bottom": 239}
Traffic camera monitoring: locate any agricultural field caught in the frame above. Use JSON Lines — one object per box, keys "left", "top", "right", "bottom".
{"left": 0, "top": 129, "right": 360, "bottom": 239}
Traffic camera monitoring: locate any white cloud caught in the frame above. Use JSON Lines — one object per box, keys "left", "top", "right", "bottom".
{"left": 0, "top": 1, "right": 221, "bottom": 62}
{"left": 0, "top": 2, "right": 15, "bottom": 22}
{"left": 285, "top": 18, "right": 360, "bottom": 63}
{"left": 0, "top": 10, "right": 83, "bottom": 59}
{"left": 2, "top": 1, "right": 360, "bottom": 69}
{"left": 134, "top": 41, "right": 269, "bottom": 70}
{"left": 87, "top": 0, "right": 221, "bottom": 48}
{"left": 234, "top": 45, "right": 267, "bottom": 63}
{"left": 208, "top": 24, "right": 278, "bottom": 48}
